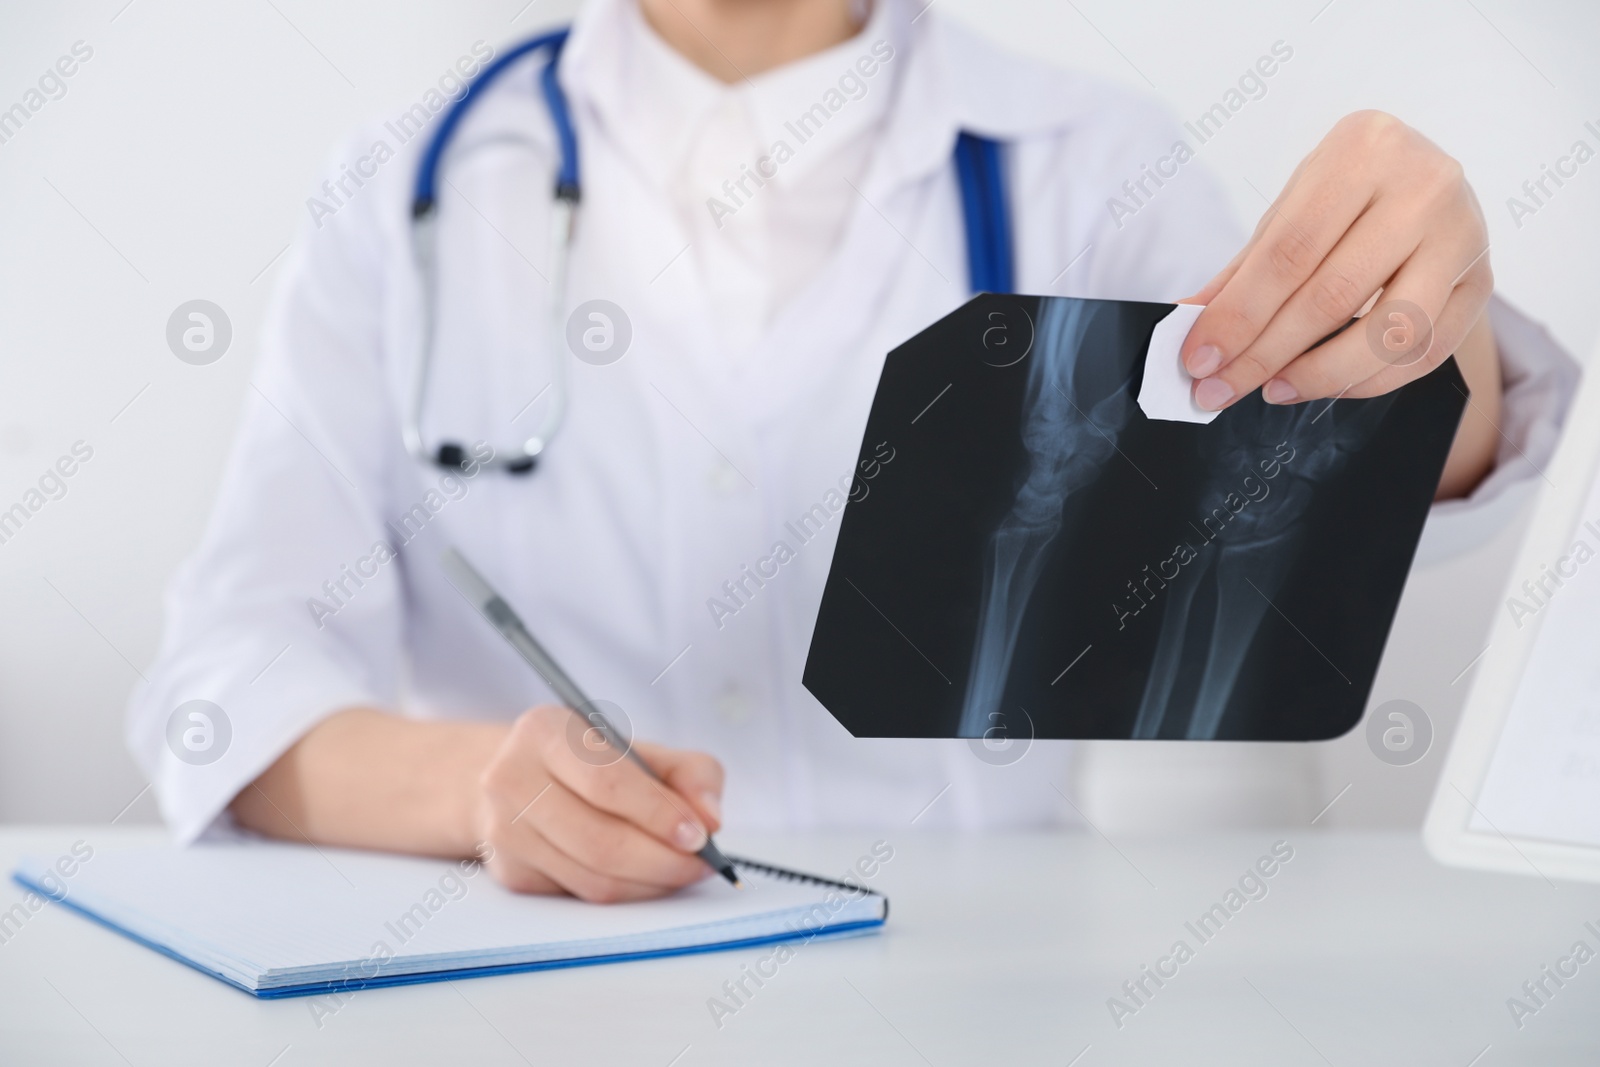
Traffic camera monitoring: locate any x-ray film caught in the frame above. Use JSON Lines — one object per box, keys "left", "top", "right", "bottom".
{"left": 804, "top": 294, "right": 1468, "bottom": 741}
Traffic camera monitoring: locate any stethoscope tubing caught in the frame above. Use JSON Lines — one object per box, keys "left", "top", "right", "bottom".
{"left": 401, "top": 26, "right": 1013, "bottom": 477}
{"left": 406, "top": 29, "right": 577, "bottom": 475}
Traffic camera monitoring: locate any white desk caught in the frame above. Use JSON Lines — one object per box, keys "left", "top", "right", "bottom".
{"left": 0, "top": 826, "right": 1596, "bottom": 1065}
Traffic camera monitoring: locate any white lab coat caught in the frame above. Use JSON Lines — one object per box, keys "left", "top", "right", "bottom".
{"left": 128, "top": 0, "right": 1577, "bottom": 843}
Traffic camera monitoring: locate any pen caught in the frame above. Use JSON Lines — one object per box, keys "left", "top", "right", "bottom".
{"left": 440, "top": 546, "right": 743, "bottom": 888}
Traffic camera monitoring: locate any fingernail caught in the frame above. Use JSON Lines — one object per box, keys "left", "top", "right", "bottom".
{"left": 1187, "top": 344, "right": 1224, "bottom": 378}
{"left": 1193, "top": 377, "right": 1234, "bottom": 411}
{"left": 699, "top": 791, "right": 722, "bottom": 824}
{"left": 1263, "top": 379, "right": 1299, "bottom": 405}
{"left": 674, "top": 820, "right": 708, "bottom": 851}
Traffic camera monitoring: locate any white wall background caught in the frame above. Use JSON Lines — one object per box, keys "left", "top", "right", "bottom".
{"left": 0, "top": 0, "right": 1595, "bottom": 828}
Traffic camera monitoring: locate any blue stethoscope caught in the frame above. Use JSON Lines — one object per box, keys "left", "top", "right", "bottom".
{"left": 406, "top": 26, "right": 1013, "bottom": 474}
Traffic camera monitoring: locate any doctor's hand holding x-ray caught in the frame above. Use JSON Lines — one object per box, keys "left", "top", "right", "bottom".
{"left": 1180, "top": 110, "right": 1502, "bottom": 501}
{"left": 132, "top": 0, "right": 1571, "bottom": 903}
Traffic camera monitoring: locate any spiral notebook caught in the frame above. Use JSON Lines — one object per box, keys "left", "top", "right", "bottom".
{"left": 11, "top": 841, "right": 888, "bottom": 998}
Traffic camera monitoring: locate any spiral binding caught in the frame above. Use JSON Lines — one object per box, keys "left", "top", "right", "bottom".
{"left": 726, "top": 855, "right": 884, "bottom": 897}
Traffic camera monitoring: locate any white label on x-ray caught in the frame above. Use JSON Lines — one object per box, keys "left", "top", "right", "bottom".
{"left": 1138, "top": 303, "right": 1218, "bottom": 425}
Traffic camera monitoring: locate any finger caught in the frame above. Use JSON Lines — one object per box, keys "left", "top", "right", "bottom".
{"left": 1344, "top": 259, "right": 1493, "bottom": 398}
{"left": 633, "top": 740, "right": 725, "bottom": 832}
{"left": 1179, "top": 177, "right": 1294, "bottom": 305}
{"left": 484, "top": 849, "right": 563, "bottom": 895}
{"left": 1260, "top": 243, "right": 1485, "bottom": 404}
{"left": 480, "top": 816, "right": 570, "bottom": 896}
{"left": 1200, "top": 204, "right": 1421, "bottom": 405}
{"left": 527, "top": 707, "right": 711, "bottom": 855}
{"left": 1180, "top": 243, "right": 1249, "bottom": 307}
{"left": 493, "top": 823, "right": 668, "bottom": 903}
{"left": 522, "top": 777, "right": 710, "bottom": 888}
{"left": 1181, "top": 169, "right": 1372, "bottom": 381}
{"left": 1243, "top": 205, "right": 1425, "bottom": 387}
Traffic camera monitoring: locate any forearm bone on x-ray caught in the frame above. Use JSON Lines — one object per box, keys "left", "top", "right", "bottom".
{"left": 958, "top": 301, "right": 1135, "bottom": 738}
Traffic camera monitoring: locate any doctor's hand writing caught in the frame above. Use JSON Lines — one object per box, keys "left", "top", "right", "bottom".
{"left": 1178, "top": 110, "right": 1502, "bottom": 500}
{"left": 473, "top": 705, "right": 725, "bottom": 902}
{"left": 230, "top": 705, "right": 724, "bottom": 903}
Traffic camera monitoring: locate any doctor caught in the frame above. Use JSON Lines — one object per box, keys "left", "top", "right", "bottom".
{"left": 130, "top": 0, "right": 1574, "bottom": 902}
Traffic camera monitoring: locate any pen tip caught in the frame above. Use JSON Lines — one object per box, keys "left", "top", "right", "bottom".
{"left": 723, "top": 868, "right": 743, "bottom": 888}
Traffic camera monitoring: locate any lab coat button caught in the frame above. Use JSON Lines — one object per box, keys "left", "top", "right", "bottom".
{"left": 715, "top": 686, "right": 752, "bottom": 725}
{"left": 709, "top": 461, "right": 745, "bottom": 496}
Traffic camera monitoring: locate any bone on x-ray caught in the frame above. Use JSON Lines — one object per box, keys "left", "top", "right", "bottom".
{"left": 803, "top": 295, "right": 1467, "bottom": 743}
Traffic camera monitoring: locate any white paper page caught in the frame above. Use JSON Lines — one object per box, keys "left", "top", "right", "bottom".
{"left": 14, "top": 841, "right": 883, "bottom": 989}
{"left": 1471, "top": 466, "right": 1600, "bottom": 848}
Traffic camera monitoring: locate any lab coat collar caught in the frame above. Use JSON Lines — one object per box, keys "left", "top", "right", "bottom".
{"left": 870, "top": 0, "right": 1129, "bottom": 197}
{"left": 561, "top": 0, "right": 898, "bottom": 192}
{"left": 556, "top": 0, "right": 1110, "bottom": 207}
{"left": 737, "top": 0, "right": 896, "bottom": 189}
{"left": 564, "top": 0, "right": 718, "bottom": 197}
